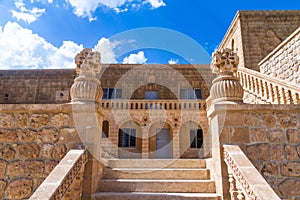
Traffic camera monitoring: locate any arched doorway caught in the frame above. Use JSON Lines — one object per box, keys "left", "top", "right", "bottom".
{"left": 149, "top": 122, "right": 172, "bottom": 159}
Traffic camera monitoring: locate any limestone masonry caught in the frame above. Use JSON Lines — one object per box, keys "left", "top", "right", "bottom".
{"left": 0, "top": 10, "right": 299, "bottom": 200}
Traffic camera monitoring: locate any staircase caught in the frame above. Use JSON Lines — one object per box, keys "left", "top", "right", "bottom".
{"left": 93, "top": 159, "right": 221, "bottom": 200}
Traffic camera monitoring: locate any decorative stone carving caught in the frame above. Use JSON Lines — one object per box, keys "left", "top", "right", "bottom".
{"left": 70, "top": 48, "right": 103, "bottom": 103}
{"left": 209, "top": 48, "right": 244, "bottom": 104}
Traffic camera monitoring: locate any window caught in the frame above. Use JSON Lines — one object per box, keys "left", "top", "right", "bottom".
{"left": 144, "top": 91, "right": 158, "bottom": 100}
{"left": 118, "top": 128, "right": 136, "bottom": 147}
{"left": 103, "top": 88, "right": 122, "bottom": 99}
{"left": 180, "top": 88, "right": 202, "bottom": 99}
{"left": 190, "top": 129, "right": 203, "bottom": 148}
{"left": 102, "top": 121, "right": 109, "bottom": 138}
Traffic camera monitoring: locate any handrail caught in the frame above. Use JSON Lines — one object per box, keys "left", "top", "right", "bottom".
{"left": 102, "top": 99, "right": 207, "bottom": 110}
{"left": 223, "top": 145, "right": 280, "bottom": 200}
{"left": 29, "top": 149, "right": 88, "bottom": 200}
{"left": 237, "top": 67, "right": 300, "bottom": 104}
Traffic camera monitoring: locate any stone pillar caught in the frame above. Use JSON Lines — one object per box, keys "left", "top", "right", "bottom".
{"left": 70, "top": 49, "right": 104, "bottom": 199}
{"left": 141, "top": 126, "right": 149, "bottom": 159}
{"left": 207, "top": 48, "right": 243, "bottom": 199}
{"left": 172, "top": 127, "right": 180, "bottom": 158}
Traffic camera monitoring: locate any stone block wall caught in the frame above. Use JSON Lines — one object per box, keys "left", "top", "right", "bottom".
{"left": 0, "top": 69, "right": 76, "bottom": 104}
{"left": 0, "top": 64, "right": 215, "bottom": 104}
{"left": 219, "top": 10, "right": 300, "bottom": 71}
{"left": 212, "top": 104, "right": 300, "bottom": 199}
{"left": 259, "top": 27, "right": 300, "bottom": 86}
{"left": 0, "top": 104, "right": 82, "bottom": 199}
{"left": 100, "top": 64, "right": 215, "bottom": 100}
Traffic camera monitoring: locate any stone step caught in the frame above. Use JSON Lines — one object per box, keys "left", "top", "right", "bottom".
{"left": 98, "top": 179, "right": 216, "bottom": 193}
{"left": 107, "top": 159, "right": 206, "bottom": 169}
{"left": 93, "top": 192, "right": 221, "bottom": 200}
{"left": 103, "top": 168, "right": 210, "bottom": 180}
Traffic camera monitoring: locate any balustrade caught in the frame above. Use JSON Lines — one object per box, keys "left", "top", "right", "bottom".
{"left": 237, "top": 67, "right": 300, "bottom": 104}
{"left": 223, "top": 145, "right": 280, "bottom": 200}
{"left": 101, "top": 99, "right": 207, "bottom": 110}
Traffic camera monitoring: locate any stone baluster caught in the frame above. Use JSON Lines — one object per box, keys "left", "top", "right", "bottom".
{"left": 209, "top": 48, "right": 243, "bottom": 104}
{"left": 280, "top": 87, "right": 287, "bottom": 104}
{"left": 70, "top": 48, "right": 103, "bottom": 103}
{"left": 274, "top": 86, "right": 280, "bottom": 104}
{"left": 292, "top": 92, "right": 300, "bottom": 104}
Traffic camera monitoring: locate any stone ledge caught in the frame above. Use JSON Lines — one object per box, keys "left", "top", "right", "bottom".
{"left": 207, "top": 103, "right": 300, "bottom": 117}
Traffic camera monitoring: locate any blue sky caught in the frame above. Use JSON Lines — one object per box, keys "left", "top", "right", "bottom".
{"left": 0, "top": 0, "right": 299, "bottom": 69}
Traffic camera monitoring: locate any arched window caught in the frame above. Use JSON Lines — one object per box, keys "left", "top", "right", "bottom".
{"left": 118, "top": 128, "right": 136, "bottom": 147}
{"left": 190, "top": 129, "right": 203, "bottom": 148}
{"left": 102, "top": 121, "right": 109, "bottom": 138}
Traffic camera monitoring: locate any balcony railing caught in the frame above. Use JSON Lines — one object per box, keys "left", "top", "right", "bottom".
{"left": 102, "top": 99, "right": 207, "bottom": 110}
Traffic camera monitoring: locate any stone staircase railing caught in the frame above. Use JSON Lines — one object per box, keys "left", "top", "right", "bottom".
{"left": 237, "top": 67, "right": 300, "bottom": 104}
{"left": 223, "top": 145, "right": 280, "bottom": 200}
{"left": 102, "top": 99, "right": 207, "bottom": 110}
{"left": 29, "top": 149, "right": 88, "bottom": 200}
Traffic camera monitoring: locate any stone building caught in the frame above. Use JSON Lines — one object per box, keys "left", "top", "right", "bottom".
{"left": 0, "top": 10, "right": 299, "bottom": 200}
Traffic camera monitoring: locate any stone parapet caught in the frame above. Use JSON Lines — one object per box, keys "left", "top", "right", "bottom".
{"left": 29, "top": 149, "right": 88, "bottom": 200}
{"left": 224, "top": 145, "right": 280, "bottom": 200}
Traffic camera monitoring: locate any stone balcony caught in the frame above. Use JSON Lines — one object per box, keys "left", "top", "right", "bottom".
{"left": 101, "top": 99, "right": 207, "bottom": 111}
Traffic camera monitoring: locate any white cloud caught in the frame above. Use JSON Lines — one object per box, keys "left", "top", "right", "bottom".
{"left": 0, "top": 21, "right": 83, "bottom": 69}
{"left": 94, "top": 37, "right": 118, "bottom": 63}
{"left": 0, "top": 22, "right": 146, "bottom": 69}
{"left": 65, "top": 0, "right": 166, "bottom": 21}
{"left": 11, "top": 0, "right": 46, "bottom": 24}
{"left": 122, "top": 51, "right": 147, "bottom": 64}
{"left": 145, "top": 0, "right": 166, "bottom": 9}
{"left": 65, "top": 0, "right": 127, "bottom": 21}
{"left": 168, "top": 59, "right": 178, "bottom": 64}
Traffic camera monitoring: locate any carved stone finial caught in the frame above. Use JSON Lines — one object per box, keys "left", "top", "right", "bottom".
{"left": 211, "top": 48, "right": 239, "bottom": 74}
{"left": 70, "top": 48, "right": 103, "bottom": 103}
{"left": 209, "top": 48, "right": 243, "bottom": 104}
{"left": 75, "top": 48, "right": 91, "bottom": 73}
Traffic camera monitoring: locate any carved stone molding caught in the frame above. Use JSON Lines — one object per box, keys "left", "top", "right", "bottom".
{"left": 209, "top": 48, "right": 244, "bottom": 104}
{"left": 70, "top": 49, "right": 103, "bottom": 103}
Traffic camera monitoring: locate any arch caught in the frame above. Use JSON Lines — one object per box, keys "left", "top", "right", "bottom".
{"left": 179, "top": 121, "right": 203, "bottom": 158}
{"left": 102, "top": 120, "right": 109, "bottom": 138}
{"left": 117, "top": 120, "right": 142, "bottom": 159}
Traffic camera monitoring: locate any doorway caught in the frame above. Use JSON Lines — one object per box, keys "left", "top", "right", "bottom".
{"left": 156, "top": 128, "right": 171, "bottom": 158}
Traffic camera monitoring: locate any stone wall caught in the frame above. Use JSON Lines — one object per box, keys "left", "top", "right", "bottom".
{"left": 209, "top": 104, "right": 300, "bottom": 199}
{"left": 259, "top": 27, "right": 300, "bottom": 87}
{"left": 0, "top": 64, "right": 214, "bottom": 104}
{"left": 219, "top": 10, "right": 300, "bottom": 71}
{"left": 100, "top": 64, "right": 214, "bottom": 100}
{"left": 0, "top": 104, "right": 82, "bottom": 199}
{"left": 0, "top": 69, "right": 76, "bottom": 104}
